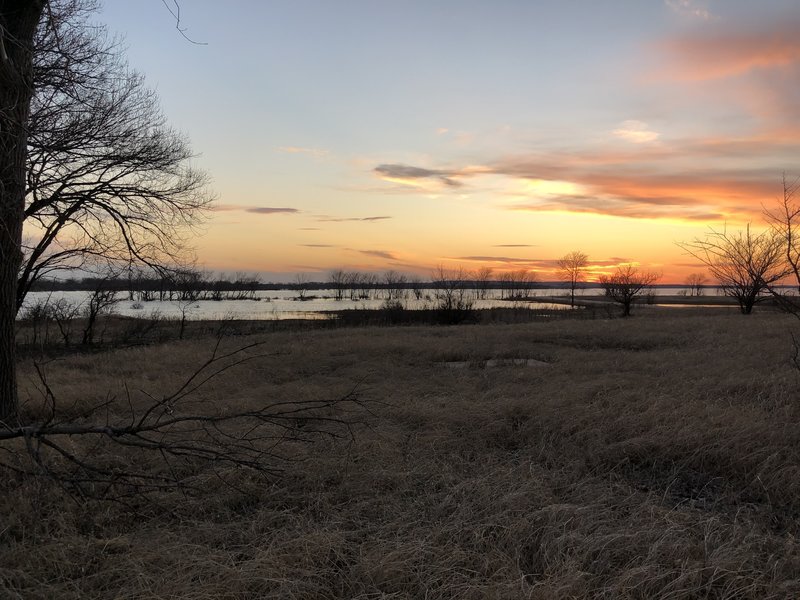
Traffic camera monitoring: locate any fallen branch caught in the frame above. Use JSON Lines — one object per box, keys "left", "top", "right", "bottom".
{"left": 0, "top": 338, "right": 367, "bottom": 501}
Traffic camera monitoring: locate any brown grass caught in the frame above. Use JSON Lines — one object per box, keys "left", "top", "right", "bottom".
{"left": 3, "top": 310, "right": 800, "bottom": 598}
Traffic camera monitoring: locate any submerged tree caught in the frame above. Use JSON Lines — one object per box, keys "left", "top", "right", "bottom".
{"left": 431, "top": 265, "right": 474, "bottom": 324}
{"left": 599, "top": 265, "right": 660, "bottom": 317}
{"left": 679, "top": 225, "right": 788, "bottom": 314}
{"left": 684, "top": 273, "right": 708, "bottom": 297}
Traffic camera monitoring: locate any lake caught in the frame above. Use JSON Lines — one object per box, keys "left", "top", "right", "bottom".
{"left": 20, "top": 287, "right": 727, "bottom": 321}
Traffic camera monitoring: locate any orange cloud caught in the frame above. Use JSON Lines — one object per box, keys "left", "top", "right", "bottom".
{"left": 372, "top": 127, "right": 797, "bottom": 224}
{"left": 659, "top": 21, "right": 800, "bottom": 82}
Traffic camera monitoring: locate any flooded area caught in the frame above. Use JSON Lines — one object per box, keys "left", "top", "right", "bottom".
{"left": 20, "top": 287, "right": 729, "bottom": 321}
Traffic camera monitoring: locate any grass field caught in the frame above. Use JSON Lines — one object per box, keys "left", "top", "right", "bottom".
{"left": 3, "top": 309, "right": 800, "bottom": 598}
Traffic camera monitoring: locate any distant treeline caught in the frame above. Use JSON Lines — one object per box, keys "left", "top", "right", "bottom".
{"left": 28, "top": 273, "right": 710, "bottom": 297}
{"left": 29, "top": 272, "right": 264, "bottom": 302}
{"left": 28, "top": 271, "right": 564, "bottom": 299}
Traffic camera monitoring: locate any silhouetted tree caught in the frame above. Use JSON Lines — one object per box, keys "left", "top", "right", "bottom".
{"left": 80, "top": 275, "right": 118, "bottom": 345}
{"left": 599, "top": 265, "right": 660, "bottom": 317}
{"left": 293, "top": 273, "right": 308, "bottom": 300}
{"left": 20, "top": 0, "right": 211, "bottom": 309}
{"left": 431, "top": 265, "right": 474, "bottom": 324}
{"left": 383, "top": 270, "right": 407, "bottom": 301}
{"left": 472, "top": 266, "right": 493, "bottom": 300}
{"left": 765, "top": 175, "right": 800, "bottom": 294}
{"left": 680, "top": 225, "right": 788, "bottom": 314}
{"left": 557, "top": 250, "right": 589, "bottom": 307}
{"left": 329, "top": 269, "right": 346, "bottom": 300}
{"left": 684, "top": 273, "right": 708, "bottom": 297}
{"left": 0, "top": 0, "right": 49, "bottom": 421}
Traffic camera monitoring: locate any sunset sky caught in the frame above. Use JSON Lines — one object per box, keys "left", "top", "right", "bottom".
{"left": 100, "top": 0, "right": 800, "bottom": 283}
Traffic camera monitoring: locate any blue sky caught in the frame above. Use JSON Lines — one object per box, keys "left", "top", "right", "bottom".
{"left": 97, "top": 1, "right": 800, "bottom": 281}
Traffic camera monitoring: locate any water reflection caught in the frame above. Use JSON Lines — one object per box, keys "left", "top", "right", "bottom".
{"left": 21, "top": 287, "right": 727, "bottom": 321}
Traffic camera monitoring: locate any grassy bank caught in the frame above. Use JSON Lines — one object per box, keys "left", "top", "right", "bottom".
{"left": 3, "top": 310, "right": 800, "bottom": 598}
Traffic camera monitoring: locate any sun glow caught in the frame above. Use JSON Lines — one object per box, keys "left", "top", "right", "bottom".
{"left": 520, "top": 178, "right": 587, "bottom": 197}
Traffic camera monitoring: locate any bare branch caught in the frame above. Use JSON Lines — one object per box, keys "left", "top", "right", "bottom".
{"left": 160, "top": 0, "right": 208, "bottom": 46}
{"left": 1, "top": 338, "right": 368, "bottom": 501}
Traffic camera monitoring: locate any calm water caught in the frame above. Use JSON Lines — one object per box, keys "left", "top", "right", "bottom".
{"left": 20, "top": 287, "right": 721, "bottom": 321}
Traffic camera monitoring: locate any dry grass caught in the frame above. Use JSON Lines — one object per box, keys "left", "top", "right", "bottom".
{"left": 3, "top": 310, "right": 800, "bottom": 598}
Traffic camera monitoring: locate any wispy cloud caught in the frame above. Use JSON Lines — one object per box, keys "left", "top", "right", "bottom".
{"left": 665, "top": 0, "right": 714, "bottom": 21}
{"left": 212, "top": 204, "right": 300, "bottom": 215}
{"left": 353, "top": 249, "right": 399, "bottom": 260}
{"left": 278, "top": 146, "right": 329, "bottom": 158}
{"left": 247, "top": 207, "right": 301, "bottom": 215}
{"left": 612, "top": 120, "right": 660, "bottom": 144}
{"left": 450, "top": 256, "right": 638, "bottom": 276}
{"left": 317, "top": 215, "right": 392, "bottom": 222}
{"left": 455, "top": 255, "right": 540, "bottom": 265}
{"left": 374, "top": 164, "right": 465, "bottom": 188}
{"left": 507, "top": 197, "right": 725, "bottom": 222}
{"left": 301, "top": 243, "right": 336, "bottom": 248}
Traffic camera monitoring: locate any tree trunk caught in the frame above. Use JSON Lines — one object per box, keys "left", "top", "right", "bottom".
{"left": 0, "top": 1, "right": 46, "bottom": 422}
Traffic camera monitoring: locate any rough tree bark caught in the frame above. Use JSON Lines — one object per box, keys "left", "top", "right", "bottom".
{"left": 0, "top": 1, "right": 47, "bottom": 423}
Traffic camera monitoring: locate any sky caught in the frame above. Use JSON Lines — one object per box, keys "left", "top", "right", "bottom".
{"left": 98, "top": 0, "right": 800, "bottom": 283}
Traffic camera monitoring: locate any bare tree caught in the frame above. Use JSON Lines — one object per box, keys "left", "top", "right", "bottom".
{"left": 329, "top": 269, "right": 346, "bottom": 301}
{"left": 346, "top": 271, "right": 362, "bottom": 301}
{"left": 407, "top": 274, "right": 423, "bottom": 300}
{"left": 431, "top": 265, "right": 474, "bottom": 323}
{"left": 383, "top": 270, "right": 407, "bottom": 301}
{"left": 501, "top": 269, "right": 535, "bottom": 300}
{"left": 51, "top": 296, "right": 80, "bottom": 346}
{"left": 294, "top": 273, "right": 309, "bottom": 300}
{"left": 679, "top": 225, "right": 789, "bottom": 314}
{"left": 599, "top": 265, "right": 660, "bottom": 317}
{"left": 557, "top": 250, "right": 589, "bottom": 307}
{"left": 81, "top": 287, "right": 117, "bottom": 345}
{"left": 684, "top": 273, "right": 708, "bottom": 297}
{"left": 472, "top": 266, "right": 493, "bottom": 300}
{"left": 0, "top": 0, "right": 49, "bottom": 421}
{"left": 765, "top": 175, "right": 800, "bottom": 294}
{"left": 19, "top": 1, "right": 212, "bottom": 312}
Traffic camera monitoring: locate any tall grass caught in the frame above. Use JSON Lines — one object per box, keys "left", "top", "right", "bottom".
{"left": 3, "top": 310, "right": 799, "bottom": 598}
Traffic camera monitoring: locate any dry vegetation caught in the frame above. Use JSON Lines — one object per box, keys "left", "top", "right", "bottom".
{"left": 3, "top": 310, "right": 800, "bottom": 598}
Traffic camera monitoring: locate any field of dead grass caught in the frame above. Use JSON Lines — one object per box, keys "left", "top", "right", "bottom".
{"left": 3, "top": 309, "right": 800, "bottom": 598}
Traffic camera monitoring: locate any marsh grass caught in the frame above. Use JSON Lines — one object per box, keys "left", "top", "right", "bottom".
{"left": 3, "top": 310, "right": 800, "bottom": 598}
